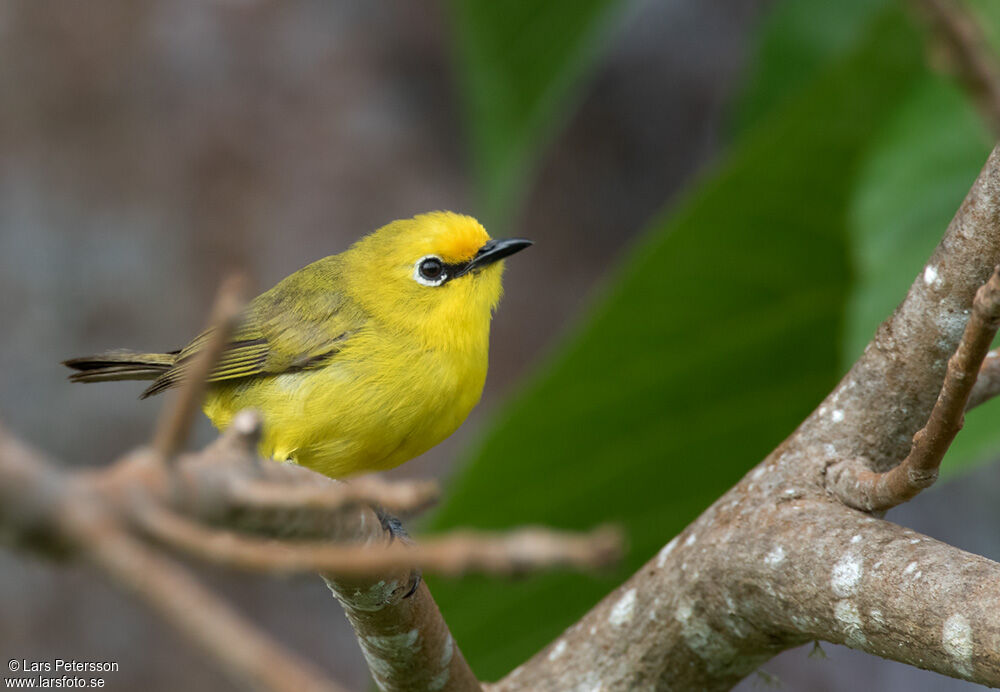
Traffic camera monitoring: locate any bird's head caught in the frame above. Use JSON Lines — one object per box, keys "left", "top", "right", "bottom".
{"left": 344, "top": 211, "right": 531, "bottom": 348}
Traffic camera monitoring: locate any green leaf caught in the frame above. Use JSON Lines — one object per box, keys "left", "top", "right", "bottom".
{"left": 429, "top": 11, "right": 924, "bottom": 680}
{"left": 844, "top": 74, "right": 994, "bottom": 477}
{"left": 731, "top": 0, "right": 888, "bottom": 136}
{"left": 447, "top": 0, "right": 626, "bottom": 228}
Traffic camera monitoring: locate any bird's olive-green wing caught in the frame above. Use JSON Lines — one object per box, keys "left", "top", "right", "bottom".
{"left": 142, "top": 258, "right": 366, "bottom": 397}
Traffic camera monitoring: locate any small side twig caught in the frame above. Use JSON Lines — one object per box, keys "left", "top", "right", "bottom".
{"left": 909, "top": 0, "right": 1000, "bottom": 133}
{"left": 967, "top": 348, "right": 1000, "bottom": 409}
{"left": 151, "top": 274, "right": 247, "bottom": 462}
{"left": 134, "top": 504, "right": 622, "bottom": 577}
{"left": 828, "top": 266, "right": 1000, "bottom": 511}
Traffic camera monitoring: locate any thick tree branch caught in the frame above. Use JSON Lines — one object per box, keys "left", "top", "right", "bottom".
{"left": 479, "top": 144, "right": 1000, "bottom": 690}
{"left": 828, "top": 266, "right": 1000, "bottom": 510}
{"left": 486, "top": 498, "right": 1000, "bottom": 691}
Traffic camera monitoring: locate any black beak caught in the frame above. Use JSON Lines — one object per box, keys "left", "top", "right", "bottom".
{"left": 453, "top": 238, "right": 532, "bottom": 278}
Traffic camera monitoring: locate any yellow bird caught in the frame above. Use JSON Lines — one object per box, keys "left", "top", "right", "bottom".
{"left": 65, "top": 211, "right": 531, "bottom": 479}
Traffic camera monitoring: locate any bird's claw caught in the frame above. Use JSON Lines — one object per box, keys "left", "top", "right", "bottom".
{"left": 375, "top": 506, "right": 421, "bottom": 598}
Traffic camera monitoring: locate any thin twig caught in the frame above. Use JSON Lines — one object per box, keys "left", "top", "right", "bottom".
{"left": 910, "top": 0, "right": 1000, "bottom": 133}
{"left": 135, "top": 505, "right": 622, "bottom": 577}
{"left": 967, "top": 348, "right": 1000, "bottom": 409}
{"left": 828, "top": 266, "right": 1000, "bottom": 511}
{"left": 227, "top": 475, "right": 440, "bottom": 519}
{"left": 151, "top": 274, "right": 248, "bottom": 462}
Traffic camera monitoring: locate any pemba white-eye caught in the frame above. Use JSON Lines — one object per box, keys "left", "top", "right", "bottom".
{"left": 65, "top": 211, "right": 531, "bottom": 479}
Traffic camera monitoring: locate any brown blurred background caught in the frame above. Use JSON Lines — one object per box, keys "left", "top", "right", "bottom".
{"left": 1, "top": 1, "right": 995, "bottom": 690}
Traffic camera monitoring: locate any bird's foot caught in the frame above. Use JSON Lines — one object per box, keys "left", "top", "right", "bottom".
{"left": 375, "top": 506, "right": 421, "bottom": 598}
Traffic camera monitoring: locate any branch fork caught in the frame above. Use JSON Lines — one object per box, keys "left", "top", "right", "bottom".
{"left": 827, "top": 265, "right": 1000, "bottom": 512}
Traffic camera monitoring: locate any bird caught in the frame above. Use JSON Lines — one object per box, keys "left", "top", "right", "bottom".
{"left": 64, "top": 211, "right": 531, "bottom": 479}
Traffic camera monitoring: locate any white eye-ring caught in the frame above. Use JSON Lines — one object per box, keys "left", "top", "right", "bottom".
{"left": 414, "top": 255, "right": 448, "bottom": 286}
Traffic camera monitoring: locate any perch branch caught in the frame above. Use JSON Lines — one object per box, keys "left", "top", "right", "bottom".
{"left": 4, "top": 348, "right": 626, "bottom": 692}
{"left": 134, "top": 504, "right": 621, "bottom": 577}
{"left": 89, "top": 410, "right": 436, "bottom": 542}
{"left": 321, "top": 502, "right": 484, "bottom": 692}
{"left": 827, "top": 266, "right": 1000, "bottom": 510}
{"left": 2, "top": 399, "right": 620, "bottom": 692}
{"left": 329, "top": 581, "right": 484, "bottom": 692}
{"left": 227, "top": 475, "right": 440, "bottom": 520}
{"left": 1, "top": 416, "right": 619, "bottom": 692}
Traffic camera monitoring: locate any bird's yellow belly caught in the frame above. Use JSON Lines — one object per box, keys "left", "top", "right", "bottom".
{"left": 202, "top": 341, "right": 487, "bottom": 478}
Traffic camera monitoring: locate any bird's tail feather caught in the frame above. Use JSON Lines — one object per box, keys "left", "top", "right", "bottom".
{"left": 63, "top": 350, "right": 177, "bottom": 384}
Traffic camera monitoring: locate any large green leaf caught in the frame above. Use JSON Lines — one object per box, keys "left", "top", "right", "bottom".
{"left": 447, "top": 0, "right": 626, "bottom": 228}
{"left": 845, "top": 74, "right": 995, "bottom": 477}
{"left": 429, "top": 11, "right": 924, "bottom": 680}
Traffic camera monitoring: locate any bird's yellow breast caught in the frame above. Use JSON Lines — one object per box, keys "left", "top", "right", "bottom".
{"left": 202, "top": 321, "right": 489, "bottom": 478}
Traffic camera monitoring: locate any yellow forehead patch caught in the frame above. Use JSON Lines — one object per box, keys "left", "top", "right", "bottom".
{"left": 415, "top": 211, "right": 490, "bottom": 263}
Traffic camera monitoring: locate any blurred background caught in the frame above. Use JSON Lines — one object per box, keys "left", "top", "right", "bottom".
{"left": 2, "top": 0, "right": 1000, "bottom": 690}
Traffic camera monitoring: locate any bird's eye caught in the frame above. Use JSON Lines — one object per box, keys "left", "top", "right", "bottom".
{"left": 414, "top": 256, "right": 447, "bottom": 286}
{"left": 420, "top": 258, "right": 443, "bottom": 279}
